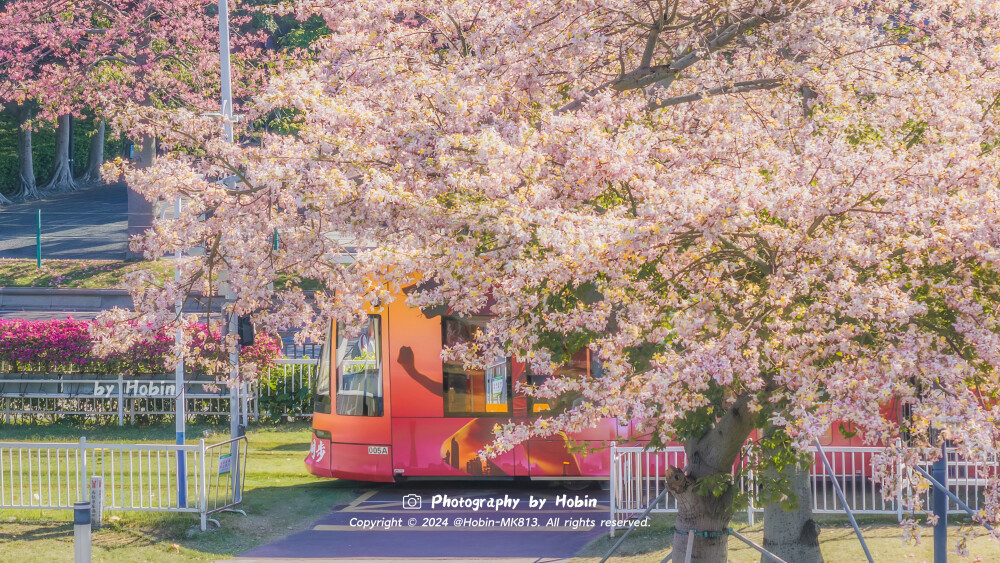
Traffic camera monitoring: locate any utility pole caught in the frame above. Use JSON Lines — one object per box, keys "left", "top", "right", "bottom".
{"left": 175, "top": 197, "right": 187, "bottom": 508}
{"left": 218, "top": 0, "right": 242, "bottom": 503}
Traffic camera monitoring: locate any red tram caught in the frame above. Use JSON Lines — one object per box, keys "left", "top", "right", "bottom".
{"left": 304, "top": 298, "right": 630, "bottom": 482}
{"left": 304, "top": 298, "right": 896, "bottom": 482}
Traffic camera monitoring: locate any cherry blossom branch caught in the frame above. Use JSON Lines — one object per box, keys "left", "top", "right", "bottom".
{"left": 649, "top": 77, "right": 784, "bottom": 109}
{"left": 558, "top": 8, "right": 793, "bottom": 113}
{"left": 640, "top": 0, "right": 679, "bottom": 68}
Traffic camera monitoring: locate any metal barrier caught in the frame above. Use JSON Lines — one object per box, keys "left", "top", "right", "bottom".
{"left": 201, "top": 436, "right": 249, "bottom": 529}
{"left": 0, "top": 359, "right": 317, "bottom": 423}
{"left": 0, "top": 436, "right": 247, "bottom": 530}
{"left": 609, "top": 444, "right": 989, "bottom": 535}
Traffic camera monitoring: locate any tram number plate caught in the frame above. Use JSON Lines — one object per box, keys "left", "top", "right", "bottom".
{"left": 368, "top": 446, "right": 388, "bottom": 455}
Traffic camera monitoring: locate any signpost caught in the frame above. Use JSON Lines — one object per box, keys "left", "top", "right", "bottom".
{"left": 175, "top": 197, "right": 187, "bottom": 509}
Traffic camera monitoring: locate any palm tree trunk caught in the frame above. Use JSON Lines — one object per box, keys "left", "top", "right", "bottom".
{"left": 40, "top": 113, "right": 77, "bottom": 193}
{"left": 8, "top": 102, "right": 41, "bottom": 202}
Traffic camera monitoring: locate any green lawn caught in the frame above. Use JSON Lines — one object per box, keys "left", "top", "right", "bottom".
{"left": 0, "top": 259, "right": 174, "bottom": 289}
{"left": 0, "top": 421, "right": 362, "bottom": 562}
{"left": 0, "top": 258, "right": 320, "bottom": 291}
{"left": 576, "top": 513, "right": 1000, "bottom": 562}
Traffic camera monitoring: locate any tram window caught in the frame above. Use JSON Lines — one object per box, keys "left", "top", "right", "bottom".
{"left": 442, "top": 316, "right": 512, "bottom": 416}
{"left": 528, "top": 348, "right": 593, "bottom": 414}
{"left": 336, "top": 315, "right": 383, "bottom": 417}
{"left": 313, "top": 323, "right": 333, "bottom": 414}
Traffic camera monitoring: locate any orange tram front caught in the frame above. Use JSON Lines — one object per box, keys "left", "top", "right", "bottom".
{"left": 304, "top": 298, "right": 631, "bottom": 483}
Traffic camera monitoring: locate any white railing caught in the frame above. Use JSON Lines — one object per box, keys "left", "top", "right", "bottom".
{"left": 254, "top": 359, "right": 317, "bottom": 419}
{"left": 0, "top": 436, "right": 247, "bottom": 530}
{"left": 0, "top": 359, "right": 318, "bottom": 422}
{"left": 0, "top": 375, "right": 240, "bottom": 423}
{"left": 609, "top": 444, "right": 991, "bottom": 535}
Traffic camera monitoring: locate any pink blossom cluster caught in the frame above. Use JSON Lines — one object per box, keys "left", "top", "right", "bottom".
{"left": 0, "top": 318, "right": 280, "bottom": 375}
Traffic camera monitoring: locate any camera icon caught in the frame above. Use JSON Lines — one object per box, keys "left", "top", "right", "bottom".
{"left": 402, "top": 494, "right": 422, "bottom": 510}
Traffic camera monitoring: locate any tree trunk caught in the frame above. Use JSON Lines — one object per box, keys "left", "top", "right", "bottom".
{"left": 125, "top": 135, "right": 155, "bottom": 260}
{"left": 761, "top": 465, "right": 823, "bottom": 563}
{"left": 669, "top": 475, "right": 739, "bottom": 563}
{"left": 667, "top": 396, "right": 758, "bottom": 563}
{"left": 40, "top": 113, "right": 77, "bottom": 193}
{"left": 80, "top": 117, "right": 105, "bottom": 184}
{"left": 8, "top": 103, "right": 40, "bottom": 202}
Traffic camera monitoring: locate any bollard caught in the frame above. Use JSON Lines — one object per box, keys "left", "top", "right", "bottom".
{"left": 932, "top": 444, "right": 948, "bottom": 563}
{"left": 74, "top": 501, "right": 91, "bottom": 563}
{"left": 36, "top": 209, "right": 41, "bottom": 268}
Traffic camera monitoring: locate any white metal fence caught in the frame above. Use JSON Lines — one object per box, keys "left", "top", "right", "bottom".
{"left": 0, "top": 436, "right": 248, "bottom": 530}
{"left": 254, "top": 359, "right": 317, "bottom": 419}
{"left": 609, "top": 444, "right": 993, "bottom": 535}
{"left": 0, "top": 375, "right": 238, "bottom": 423}
{"left": 0, "top": 359, "right": 318, "bottom": 423}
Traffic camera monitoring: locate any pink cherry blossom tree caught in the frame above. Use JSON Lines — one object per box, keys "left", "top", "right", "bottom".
{"left": 0, "top": 0, "right": 268, "bottom": 199}
{"left": 99, "top": 1, "right": 1000, "bottom": 561}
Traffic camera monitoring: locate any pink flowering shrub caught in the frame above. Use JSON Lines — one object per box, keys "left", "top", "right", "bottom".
{"left": 0, "top": 318, "right": 280, "bottom": 375}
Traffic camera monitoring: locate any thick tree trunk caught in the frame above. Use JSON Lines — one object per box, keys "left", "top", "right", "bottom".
{"left": 761, "top": 465, "right": 823, "bottom": 563}
{"left": 80, "top": 118, "right": 105, "bottom": 184}
{"left": 667, "top": 396, "right": 757, "bottom": 563}
{"left": 8, "top": 103, "right": 40, "bottom": 202}
{"left": 126, "top": 135, "right": 156, "bottom": 260}
{"left": 669, "top": 476, "right": 738, "bottom": 562}
{"left": 40, "top": 113, "right": 77, "bottom": 193}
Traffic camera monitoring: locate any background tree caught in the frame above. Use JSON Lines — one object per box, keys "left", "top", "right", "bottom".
{"left": 1, "top": 101, "right": 40, "bottom": 201}
{"left": 0, "top": 0, "right": 270, "bottom": 200}
{"left": 99, "top": 2, "right": 1000, "bottom": 561}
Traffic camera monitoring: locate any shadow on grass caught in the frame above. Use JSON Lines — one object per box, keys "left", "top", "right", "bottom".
{"left": 0, "top": 521, "right": 74, "bottom": 543}
{"left": 0, "top": 421, "right": 233, "bottom": 443}
{"left": 576, "top": 513, "right": 678, "bottom": 560}
{"left": 257, "top": 443, "right": 309, "bottom": 452}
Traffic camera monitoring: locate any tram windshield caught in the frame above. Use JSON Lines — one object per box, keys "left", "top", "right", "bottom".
{"left": 313, "top": 323, "right": 333, "bottom": 414}
{"left": 336, "top": 315, "right": 383, "bottom": 416}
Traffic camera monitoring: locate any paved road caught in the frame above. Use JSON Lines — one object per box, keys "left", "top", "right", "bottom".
{"left": 0, "top": 183, "right": 129, "bottom": 260}
{"left": 230, "top": 483, "right": 610, "bottom": 562}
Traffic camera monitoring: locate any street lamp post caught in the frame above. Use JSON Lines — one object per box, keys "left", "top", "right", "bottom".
{"left": 219, "top": 0, "right": 234, "bottom": 144}
{"left": 175, "top": 197, "right": 187, "bottom": 508}
{"left": 218, "top": 0, "right": 242, "bottom": 503}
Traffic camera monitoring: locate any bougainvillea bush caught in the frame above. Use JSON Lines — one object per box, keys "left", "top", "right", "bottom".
{"left": 0, "top": 318, "right": 280, "bottom": 376}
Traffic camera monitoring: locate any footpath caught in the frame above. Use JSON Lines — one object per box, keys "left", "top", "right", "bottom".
{"left": 226, "top": 484, "right": 610, "bottom": 563}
